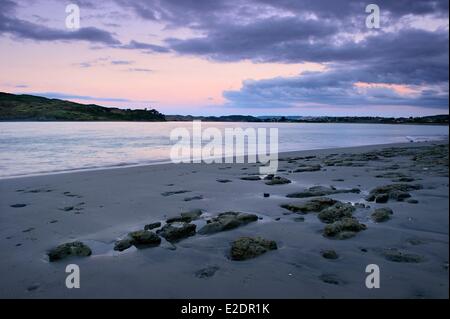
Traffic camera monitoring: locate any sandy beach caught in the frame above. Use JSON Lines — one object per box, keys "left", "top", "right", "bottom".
{"left": 0, "top": 141, "right": 448, "bottom": 299}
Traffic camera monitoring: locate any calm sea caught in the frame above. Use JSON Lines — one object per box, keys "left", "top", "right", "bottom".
{"left": 0, "top": 122, "right": 447, "bottom": 179}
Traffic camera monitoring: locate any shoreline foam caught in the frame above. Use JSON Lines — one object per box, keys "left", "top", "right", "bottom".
{"left": 1, "top": 138, "right": 447, "bottom": 181}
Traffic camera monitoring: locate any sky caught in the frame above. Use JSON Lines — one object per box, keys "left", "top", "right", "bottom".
{"left": 0, "top": 0, "right": 448, "bottom": 116}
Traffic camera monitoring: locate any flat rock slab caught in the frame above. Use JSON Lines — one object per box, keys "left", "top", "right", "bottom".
{"left": 230, "top": 237, "right": 277, "bottom": 261}
{"left": 114, "top": 238, "right": 133, "bottom": 252}
{"left": 281, "top": 197, "right": 338, "bottom": 214}
{"left": 264, "top": 175, "right": 291, "bottom": 185}
{"left": 323, "top": 217, "right": 367, "bottom": 240}
{"left": 166, "top": 209, "right": 203, "bottom": 223}
{"left": 371, "top": 208, "right": 394, "bottom": 222}
{"left": 286, "top": 186, "right": 360, "bottom": 198}
{"left": 382, "top": 249, "right": 424, "bottom": 263}
{"left": 321, "top": 250, "right": 339, "bottom": 260}
{"left": 128, "top": 230, "right": 161, "bottom": 248}
{"left": 195, "top": 266, "right": 219, "bottom": 279}
{"left": 48, "top": 241, "right": 92, "bottom": 262}
{"left": 294, "top": 164, "right": 321, "bottom": 173}
{"left": 198, "top": 212, "right": 258, "bottom": 235}
{"left": 366, "top": 184, "right": 422, "bottom": 203}
{"left": 318, "top": 202, "right": 355, "bottom": 224}
{"left": 157, "top": 222, "right": 196, "bottom": 243}
{"left": 144, "top": 222, "right": 162, "bottom": 230}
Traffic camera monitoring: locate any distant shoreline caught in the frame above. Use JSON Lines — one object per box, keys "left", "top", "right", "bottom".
{"left": 1, "top": 92, "right": 448, "bottom": 124}
{"left": 0, "top": 120, "right": 448, "bottom": 126}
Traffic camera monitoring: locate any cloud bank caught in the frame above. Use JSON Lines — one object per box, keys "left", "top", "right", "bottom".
{"left": 1, "top": 0, "right": 448, "bottom": 112}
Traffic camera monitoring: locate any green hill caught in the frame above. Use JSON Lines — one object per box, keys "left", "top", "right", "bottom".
{"left": 0, "top": 92, "right": 165, "bottom": 121}
{"left": 1, "top": 92, "right": 447, "bottom": 124}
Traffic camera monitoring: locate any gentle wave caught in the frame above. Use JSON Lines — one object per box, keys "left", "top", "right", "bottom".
{"left": 0, "top": 122, "right": 448, "bottom": 179}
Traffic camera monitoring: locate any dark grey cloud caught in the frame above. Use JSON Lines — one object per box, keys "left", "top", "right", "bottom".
{"left": 166, "top": 16, "right": 340, "bottom": 62}
{"left": 0, "top": 0, "right": 171, "bottom": 54}
{"left": 223, "top": 67, "right": 449, "bottom": 109}
{"left": 70, "top": 0, "right": 98, "bottom": 10}
{"left": 256, "top": 0, "right": 448, "bottom": 19}
{"left": 121, "top": 40, "right": 170, "bottom": 53}
{"left": 166, "top": 25, "right": 449, "bottom": 106}
{"left": 1, "top": 0, "right": 16, "bottom": 13}
{"left": 115, "top": 0, "right": 449, "bottom": 28}
{"left": 166, "top": 23, "right": 448, "bottom": 67}
{"left": 3, "top": 0, "right": 447, "bottom": 111}
{"left": 244, "top": 27, "right": 448, "bottom": 109}
{"left": 221, "top": 29, "right": 449, "bottom": 109}
{"left": 161, "top": 3, "right": 448, "bottom": 68}
{"left": 111, "top": 60, "right": 133, "bottom": 65}
{"left": 115, "top": 0, "right": 232, "bottom": 26}
{"left": 0, "top": 1, "right": 121, "bottom": 45}
{"left": 116, "top": 0, "right": 448, "bottom": 75}
{"left": 114, "top": 0, "right": 447, "bottom": 109}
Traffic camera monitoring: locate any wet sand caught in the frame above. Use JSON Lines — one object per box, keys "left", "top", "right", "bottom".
{"left": 0, "top": 141, "right": 448, "bottom": 298}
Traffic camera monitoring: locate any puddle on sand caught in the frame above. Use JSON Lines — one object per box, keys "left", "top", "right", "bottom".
{"left": 40, "top": 239, "right": 136, "bottom": 263}
{"left": 190, "top": 219, "right": 208, "bottom": 229}
{"left": 260, "top": 194, "right": 287, "bottom": 200}
{"left": 83, "top": 239, "right": 137, "bottom": 257}
{"left": 256, "top": 213, "right": 279, "bottom": 224}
